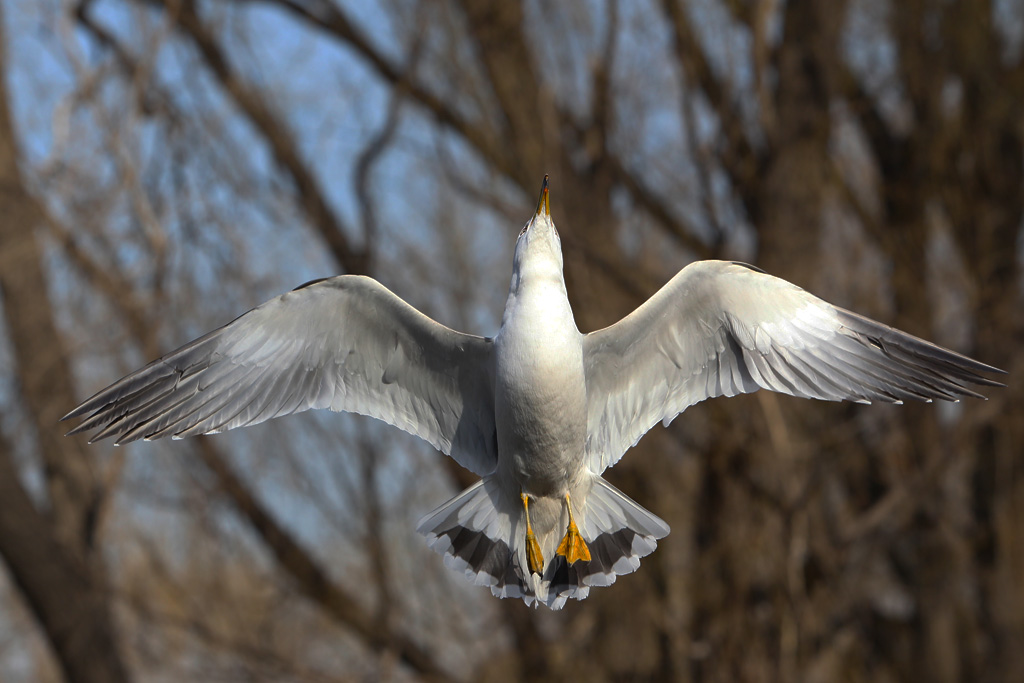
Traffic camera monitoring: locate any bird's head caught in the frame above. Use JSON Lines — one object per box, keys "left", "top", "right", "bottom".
{"left": 512, "top": 176, "right": 564, "bottom": 281}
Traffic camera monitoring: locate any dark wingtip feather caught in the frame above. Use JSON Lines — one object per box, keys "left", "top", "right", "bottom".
{"left": 62, "top": 399, "right": 104, "bottom": 422}
{"left": 64, "top": 421, "right": 95, "bottom": 438}
{"left": 966, "top": 375, "right": 1007, "bottom": 388}
{"left": 835, "top": 307, "right": 1007, "bottom": 390}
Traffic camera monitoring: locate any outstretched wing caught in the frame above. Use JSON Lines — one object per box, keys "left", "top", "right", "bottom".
{"left": 583, "top": 260, "right": 1005, "bottom": 473}
{"left": 64, "top": 275, "right": 498, "bottom": 475}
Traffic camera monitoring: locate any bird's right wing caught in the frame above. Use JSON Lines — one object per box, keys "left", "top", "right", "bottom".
{"left": 63, "top": 275, "right": 499, "bottom": 476}
{"left": 583, "top": 260, "right": 1004, "bottom": 473}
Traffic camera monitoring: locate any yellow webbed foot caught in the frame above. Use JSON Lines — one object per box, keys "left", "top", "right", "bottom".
{"left": 556, "top": 518, "right": 591, "bottom": 564}
{"left": 556, "top": 494, "right": 591, "bottom": 564}
{"left": 525, "top": 529, "right": 545, "bottom": 575}
{"left": 521, "top": 493, "right": 545, "bottom": 575}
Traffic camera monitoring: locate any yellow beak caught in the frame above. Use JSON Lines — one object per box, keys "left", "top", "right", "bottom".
{"left": 535, "top": 175, "right": 550, "bottom": 217}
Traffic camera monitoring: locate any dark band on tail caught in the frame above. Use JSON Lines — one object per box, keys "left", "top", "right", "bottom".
{"left": 545, "top": 527, "right": 656, "bottom": 598}
{"left": 432, "top": 526, "right": 525, "bottom": 590}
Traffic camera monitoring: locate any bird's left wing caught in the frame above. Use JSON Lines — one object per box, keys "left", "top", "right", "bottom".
{"left": 583, "top": 260, "right": 1004, "bottom": 473}
{"left": 64, "top": 275, "right": 498, "bottom": 476}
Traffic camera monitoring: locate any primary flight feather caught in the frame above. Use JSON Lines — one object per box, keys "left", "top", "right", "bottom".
{"left": 64, "top": 177, "right": 1004, "bottom": 609}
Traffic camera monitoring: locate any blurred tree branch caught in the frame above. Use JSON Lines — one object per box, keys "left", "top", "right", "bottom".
{"left": 193, "top": 440, "right": 458, "bottom": 682}
{"left": 154, "top": 0, "right": 369, "bottom": 274}
{"left": 0, "top": 4, "right": 128, "bottom": 680}
{"left": 243, "top": 0, "right": 517, "bottom": 178}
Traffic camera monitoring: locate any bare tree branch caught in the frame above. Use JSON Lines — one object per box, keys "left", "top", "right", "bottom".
{"left": 605, "top": 153, "right": 713, "bottom": 259}
{"left": 245, "top": 0, "right": 516, "bottom": 179}
{"left": 0, "top": 434, "right": 129, "bottom": 683}
{"left": 660, "top": 0, "right": 758, "bottom": 188}
{"left": 193, "top": 440, "right": 458, "bottom": 683}
{"left": 0, "top": 6, "right": 128, "bottom": 679}
{"left": 452, "top": 0, "right": 549, "bottom": 184}
{"left": 149, "top": 0, "right": 369, "bottom": 274}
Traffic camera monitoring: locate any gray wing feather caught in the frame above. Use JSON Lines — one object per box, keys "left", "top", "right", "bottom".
{"left": 583, "top": 260, "right": 1004, "bottom": 473}
{"left": 64, "top": 275, "right": 498, "bottom": 476}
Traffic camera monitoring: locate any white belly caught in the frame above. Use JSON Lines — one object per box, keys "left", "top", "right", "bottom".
{"left": 494, "top": 295, "right": 587, "bottom": 496}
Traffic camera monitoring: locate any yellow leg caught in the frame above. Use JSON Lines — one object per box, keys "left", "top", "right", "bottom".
{"left": 521, "top": 493, "right": 544, "bottom": 575}
{"left": 555, "top": 493, "right": 591, "bottom": 564}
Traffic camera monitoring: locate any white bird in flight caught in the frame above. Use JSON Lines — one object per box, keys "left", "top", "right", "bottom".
{"left": 65, "top": 177, "right": 1004, "bottom": 609}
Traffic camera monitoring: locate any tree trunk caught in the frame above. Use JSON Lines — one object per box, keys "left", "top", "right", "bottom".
{"left": 0, "top": 4, "right": 129, "bottom": 681}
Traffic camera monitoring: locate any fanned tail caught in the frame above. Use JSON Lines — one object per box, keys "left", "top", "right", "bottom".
{"left": 417, "top": 475, "right": 670, "bottom": 610}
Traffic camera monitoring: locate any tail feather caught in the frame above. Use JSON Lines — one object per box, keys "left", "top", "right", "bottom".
{"left": 416, "top": 475, "right": 670, "bottom": 609}
{"left": 417, "top": 479, "right": 528, "bottom": 599}
{"left": 575, "top": 477, "right": 669, "bottom": 588}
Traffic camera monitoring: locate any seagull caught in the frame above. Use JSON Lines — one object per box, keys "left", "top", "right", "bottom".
{"left": 64, "top": 177, "right": 1005, "bottom": 609}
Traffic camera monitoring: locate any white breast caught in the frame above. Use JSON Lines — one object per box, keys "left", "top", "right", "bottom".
{"left": 494, "top": 280, "right": 587, "bottom": 495}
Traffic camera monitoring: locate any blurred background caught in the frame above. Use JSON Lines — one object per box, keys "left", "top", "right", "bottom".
{"left": 0, "top": 0, "right": 1020, "bottom": 681}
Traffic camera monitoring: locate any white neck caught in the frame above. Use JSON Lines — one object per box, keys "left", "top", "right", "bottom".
{"left": 502, "top": 261, "right": 576, "bottom": 331}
